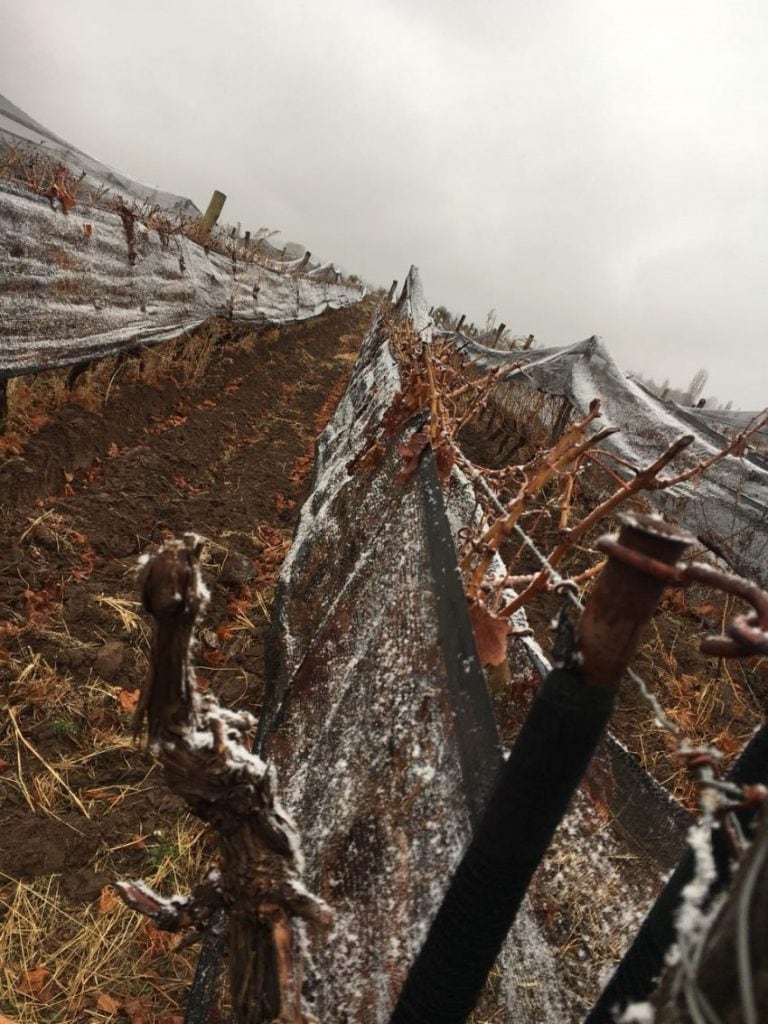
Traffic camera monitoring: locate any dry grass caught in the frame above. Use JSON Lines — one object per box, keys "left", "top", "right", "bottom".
{"left": 0, "top": 646, "right": 208, "bottom": 1022}
{"left": 0, "top": 816, "right": 206, "bottom": 1023}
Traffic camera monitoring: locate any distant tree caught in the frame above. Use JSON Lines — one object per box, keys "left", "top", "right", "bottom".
{"left": 685, "top": 368, "right": 709, "bottom": 406}
{"left": 484, "top": 308, "right": 498, "bottom": 334}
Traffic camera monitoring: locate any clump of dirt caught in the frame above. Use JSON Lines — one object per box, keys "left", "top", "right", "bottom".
{"left": 0, "top": 298, "right": 377, "bottom": 1022}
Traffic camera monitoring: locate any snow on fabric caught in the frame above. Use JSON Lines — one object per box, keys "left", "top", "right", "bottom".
{"left": 0, "top": 184, "right": 363, "bottom": 378}
{"left": 0, "top": 92, "right": 363, "bottom": 379}
{"left": 262, "top": 269, "right": 682, "bottom": 1022}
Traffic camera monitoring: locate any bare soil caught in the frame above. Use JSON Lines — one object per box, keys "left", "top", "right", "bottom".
{"left": 0, "top": 299, "right": 376, "bottom": 1021}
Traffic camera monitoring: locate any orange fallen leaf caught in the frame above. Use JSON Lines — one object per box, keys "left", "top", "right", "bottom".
{"left": 17, "top": 964, "right": 56, "bottom": 1003}
{"left": 96, "top": 992, "right": 121, "bottom": 1014}
{"left": 143, "top": 920, "right": 176, "bottom": 953}
{"left": 118, "top": 689, "right": 140, "bottom": 713}
{"left": 0, "top": 1012, "right": 21, "bottom": 1023}
{"left": 98, "top": 886, "right": 120, "bottom": 914}
{"left": 123, "top": 995, "right": 151, "bottom": 1023}
{"left": 274, "top": 491, "right": 295, "bottom": 513}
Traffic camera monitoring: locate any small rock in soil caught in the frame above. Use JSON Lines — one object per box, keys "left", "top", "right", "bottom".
{"left": 218, "top": 552, "right": 256, "bottom": 587}
{"left": 30, "top": 524, "right": 59, "bottom": 549}
{"left": 93, "top": 639, "right": 126, "bottom": 680}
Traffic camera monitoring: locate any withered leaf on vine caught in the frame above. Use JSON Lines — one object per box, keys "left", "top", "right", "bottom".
{"left": 434, "top": 443, "right": 456, "bottom": 483}
{"left": 396, "top": 431, "right": 430, "bottom": 485}
{"left": 381, "top": 389, "right": 423, "bottom": 438}
{"left": 347, "top": 439, "right": 386, "bottom": 476}
{"left": 469, "top": 601, "right": 509, "bottom": 667}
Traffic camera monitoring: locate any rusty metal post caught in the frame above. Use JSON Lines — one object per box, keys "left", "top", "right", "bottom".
{"left": 389, "top": 514, "right": 693, "bottom": 1024}
{"left": 199, "top": 190, "right": 226, "bottom": 238}
{"left": 578, "top": 514, "right": 694, "bottom": 687}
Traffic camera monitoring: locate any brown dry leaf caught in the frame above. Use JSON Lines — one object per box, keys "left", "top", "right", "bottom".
{"left": 96, "top": 993, "right": 121, "bottom": 1014}
{"left": 158, "top": 1016, "right": 183, "bottom": 1024}
{"left": 348, "top": 439, "right": 386, "bottom": 476}
{"left": 123, "top": 996, "right": 151, "bottom": 1024}
{"left": 17, "top": 964, "right": 56, "bottom": 1003}
{"left": 118, "top": 688, "right": 140, "bottom": 713}
{"left": 469, "top": 601, "right": 509, "bottom": 667}
{"left": 396, "top": 430, "right": 430, "bottom": 485}
{"left": 692, "top": 602, "right": 718, "bottom": 625}
{"left": 98, "top": 885, "right": 120, "bottom": 914}
{"left": 663, "top": 588, "right": 687, "bottom": 615}
{"left": 274, "top": 491, "right": 295, "bottom": 513}
{"left": 143, "top": 920, "right": 176, "bottom": 954}
{"left": 434, "top": 443, "right": 456, "bottom": 483}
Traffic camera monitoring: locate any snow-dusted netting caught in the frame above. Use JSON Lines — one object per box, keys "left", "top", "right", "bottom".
{"left": 259, "top": 271, "right": 689, "bottom": 1022}
{"left": 0, "top": 183, "right": 363, "bottom": 379}
{"left": 0, "top": 93, "right": 364, "bottom": 380}
{"left": 0, "top": 91, "right": 200, "bottom": 215}
{"left": 446, "top": 332, "right": 768, "bottom": 585}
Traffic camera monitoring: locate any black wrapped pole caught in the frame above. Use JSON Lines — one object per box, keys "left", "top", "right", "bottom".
{"left": 390, "top": 515, "right": 694, "bottom": 1024}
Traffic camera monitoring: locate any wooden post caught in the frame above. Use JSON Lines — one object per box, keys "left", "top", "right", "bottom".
{"left": 244, "top": 231, "right": 251, "bottom": 248}
{"left": 523, "top": 334, "right": 534, "bottom": 350}
{"left": 387, "top": 280, "right": 398, "bottom": 301}
{"left": 199, "top": 190, "right": 227, "bottom": 237}
{"left": 456, "top": 314, "right": 466, "bottom": 331}
{"left": 494, "top": 323, "right": 506, "bottom": 343}
{"left": 297, "top": 251, "right": 311, "bottom": 272}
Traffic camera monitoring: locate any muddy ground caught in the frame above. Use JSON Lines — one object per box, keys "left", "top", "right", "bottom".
{"left": 0, "top": 299, "right": 376, "bottom": 1021}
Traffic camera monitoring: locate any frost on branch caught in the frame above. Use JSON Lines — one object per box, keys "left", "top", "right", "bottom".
{"left": 117, "top": 536, "right": 332, "bottom": 1024}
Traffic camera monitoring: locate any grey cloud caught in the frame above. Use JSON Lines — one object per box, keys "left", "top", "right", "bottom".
{"left": 1, "top": 0, "right": 766, "bottom": 406}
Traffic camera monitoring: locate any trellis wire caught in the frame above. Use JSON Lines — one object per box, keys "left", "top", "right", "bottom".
{"left": 466, "top": 459, "right": 760, "bottom": 1021}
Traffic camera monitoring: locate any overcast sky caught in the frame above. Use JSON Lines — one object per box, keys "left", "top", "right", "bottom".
{"left": 1, "top": 0, "right": 767, "bottom": 408}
